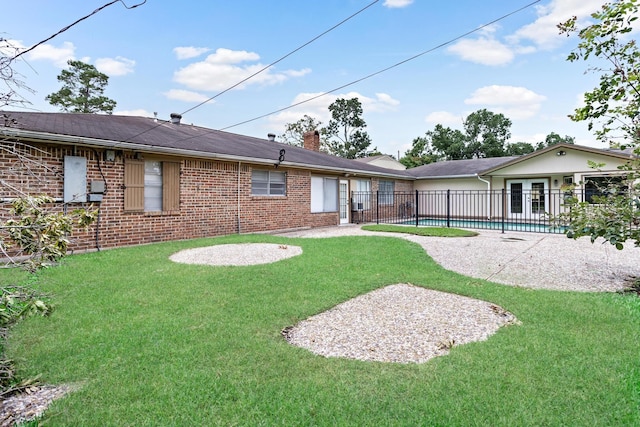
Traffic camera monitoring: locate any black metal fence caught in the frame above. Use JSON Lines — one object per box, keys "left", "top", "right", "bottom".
{"left": 350, "top": 189, "right": 577, "bottom": 233}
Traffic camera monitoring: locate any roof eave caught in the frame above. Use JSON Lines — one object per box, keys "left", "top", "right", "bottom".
{"left": 1, "top": 128, "right": 412, "bottom": 180}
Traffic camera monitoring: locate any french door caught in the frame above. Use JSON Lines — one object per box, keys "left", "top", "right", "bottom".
{"left": 507, "top": 179, "right": 548, "bottom": 220}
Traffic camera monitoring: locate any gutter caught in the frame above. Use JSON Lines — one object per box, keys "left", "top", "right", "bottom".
{"left": 1, "top": 128, "right": 411, "bottom": 180}
{"left": 476, "top": 174, "right": 491, "bottom": 220}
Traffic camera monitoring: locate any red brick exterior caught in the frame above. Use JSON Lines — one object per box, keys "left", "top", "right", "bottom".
{"left": 1, "top": 142, "right": 410, "bottom": 253}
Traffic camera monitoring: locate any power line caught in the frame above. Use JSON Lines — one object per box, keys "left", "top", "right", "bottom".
{"left": 180, "top": 0, "right": 381, "bottom": 116}
{"left": 121, "top": 0, "right": 381, "bottom": 143}
{"left": 11, "top": 0, "right": 147, "bottom": 61}
{"left": 219, "top": 0, "right": 543, "bottom": 132}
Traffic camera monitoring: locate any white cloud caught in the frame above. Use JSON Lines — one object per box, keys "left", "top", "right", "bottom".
{"left": 173, "top": 46, "right": 211, "bottom": 60}
{"left": 26, "top": 41, "right": 75, "bottom": 68}
{"left": 95, "top": 56, "right": 135, "bottom": 76}
{"left": 464, "top": 85, "right": 547, "bottom": 119}
{"left": 425, "top": 111, "right": 462, "bottom": 126}
{"left": 267, "top": 91, "right": 399, "bottom": 133}
{"left": 173, "top": 48, "right": 310, "bottom": 92}
{"left": 447, "top": 37, "right": 514, "bottom": 66}
{"left": 163, "top": 89, "right": 212, "bottom": 103}
{"left": 508, "top": 0, "right": 604, "bottom": 50}
{"left": 115, "top": 109, "right": 155, "bottom": 118}
{"left": 383, "top": 0, "right": 414, "bottom": 8}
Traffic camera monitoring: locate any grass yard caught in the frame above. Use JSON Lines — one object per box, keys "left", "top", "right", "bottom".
{"left": 3, "top": 232, "right": 640, "bottom": 426}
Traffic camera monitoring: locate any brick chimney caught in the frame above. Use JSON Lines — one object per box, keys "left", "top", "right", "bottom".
{"left": 303, "top": 130, "right": 320, "bottom": 151}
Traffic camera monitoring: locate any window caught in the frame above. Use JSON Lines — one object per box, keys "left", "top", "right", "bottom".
{"left": 584, "top": 175, "right": 626, "bottom": 203}
{"left": 124, "top": 159, "right": 180, "bottom": 212}
{"left": 379, "top": 180, "right": 395, "bottom": 205}
{"left": 311, "top": 176, "right": 338, "bottom": 212}
{"left": 252, "top": 170, "right": 286, "bottom": 196}
{"left": 353, "top": 179, "right": 371, "bottom": 210}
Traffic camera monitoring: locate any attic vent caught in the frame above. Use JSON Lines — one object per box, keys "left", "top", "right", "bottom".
{"left": 267, "top": 133, "right": 276, "bottom": 141}
{"left": 170, "top": 113, "right": 182, "bottom": 125}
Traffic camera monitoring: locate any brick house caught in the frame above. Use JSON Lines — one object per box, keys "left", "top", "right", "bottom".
{"left": 0, "top": 111, "right": 413, "bottom": 252}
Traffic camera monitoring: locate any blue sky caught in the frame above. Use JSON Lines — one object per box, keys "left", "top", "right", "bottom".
{"left": 2, "top": 0, "right": 622, "bottom": 158}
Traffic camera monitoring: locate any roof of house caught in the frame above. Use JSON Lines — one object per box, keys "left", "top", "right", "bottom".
{"left": 0, "top": 111, "right": 411, "bottom": 179}
{"left": 406, "top": 156, "right": 520, "bottom": 179}
{"left": 406, "top": 143, "right": 636, "bottom": 179}
{"left": 353, "top": 154, "right": 406, "bottom": 170}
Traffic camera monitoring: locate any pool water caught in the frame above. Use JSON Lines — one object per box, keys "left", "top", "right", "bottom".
{"left": 401, "top": 218, "right": 567, "bottom": 233}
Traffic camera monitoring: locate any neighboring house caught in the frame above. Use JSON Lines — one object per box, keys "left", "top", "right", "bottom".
{"left": 408, "top": 143, "right": 634, "bottom": 222}
{"left": 0, "top": 112, "right": 412, "bottom": 252}
{"left": 353, "top": 155, "right": 406, "bottom": 171}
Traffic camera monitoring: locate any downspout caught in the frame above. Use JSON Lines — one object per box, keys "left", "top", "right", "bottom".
{"left": 476, "top": 174, "right": 491, "bottom": 220}
{"left": 237, "top": 161, "right": 242, "bottom": 234}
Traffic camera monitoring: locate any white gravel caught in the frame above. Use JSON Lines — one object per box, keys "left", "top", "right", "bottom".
{"left": 169, "top": 243, "right": 302, "bottom": 266}
{"left": 282, "top": 283, "right": 519, "bottom": 364}
{"left": 277, "top": 225, "right": 640, "bottom": 292}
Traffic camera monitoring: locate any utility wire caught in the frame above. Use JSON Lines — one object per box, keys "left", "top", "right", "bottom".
{"left": 219, "top": 0, "right": 543, "bottom": 131}
{"left": 180, "top": 0, "right": 381, "bottom": 116}
{"left": 121, "top": 0, "right": 381, "bottom": 143}
{"left": 11, "top": 0, "right": 146, "bottom": 61}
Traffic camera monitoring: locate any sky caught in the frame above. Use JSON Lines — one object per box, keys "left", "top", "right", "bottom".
{"left": 2, "top": 0, "right": 630, "bottom": 158}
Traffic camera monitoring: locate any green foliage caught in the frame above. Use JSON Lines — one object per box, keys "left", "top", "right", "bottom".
{"left": 557, "top": 164, "right": 640, "bottom": 249}
{"left": 2, "top": 195, "right": 97, "bottom": 271}
{"left": 554, "top": 0, "right": 640, "bottom": 249}
{"left": 400, "top": 109, "right": 575, "bottom": 166}
{"left": 279, "top": 114, "right": 323, "bottom": 147}
{"left": 505, "top": 141, "right": 535, "bottom": 155}
{"left": 1, "top": 285, "right": 52, "bottom": 395}
{"left": 45, "top": 60, "right": 117, "bottom": 114}
{"left": 463, "top": 109, "right": 512, "bottom": 158}
{"left": 322, "top": 98, "right": 376, "bottom": 158}
{"left": 558, "top": 0, "right": 639, "bottom": 147}
{"left": 361, "top": 224, "right": 478, "bottom": 237}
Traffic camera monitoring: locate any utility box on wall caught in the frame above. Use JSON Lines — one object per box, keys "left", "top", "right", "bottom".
{"left": 64, "top": 156, "right": 87, "bottom": 203}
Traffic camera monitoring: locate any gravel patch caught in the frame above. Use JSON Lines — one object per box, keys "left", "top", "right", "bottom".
{"left": 277, "top": 226, "right": 640, "bottom": 292}
{"left": 170, "top": 243, "right": 302, "bottom": 266}
{"left": 283, "top": 283, "right": 518, "bottom": 363}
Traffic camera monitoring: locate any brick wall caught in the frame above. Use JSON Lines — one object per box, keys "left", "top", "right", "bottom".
{"left": 0, "top": 142, "right": 348, "bottom": 253}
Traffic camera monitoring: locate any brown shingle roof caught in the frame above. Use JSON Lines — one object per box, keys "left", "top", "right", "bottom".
{"left": 1, "top": 111, "right": 411, "bottom": 178}
{"left": 407, "top": 156, "right": 520, "bottom": 178}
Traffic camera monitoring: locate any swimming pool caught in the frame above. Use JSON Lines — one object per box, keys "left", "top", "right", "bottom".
{"left": 400, "top": 218, "right": 567, "bottom": 233}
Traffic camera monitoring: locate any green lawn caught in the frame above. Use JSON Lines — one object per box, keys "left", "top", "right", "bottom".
{"left": 3, "top": 232, "right": 640, "bottom": 426}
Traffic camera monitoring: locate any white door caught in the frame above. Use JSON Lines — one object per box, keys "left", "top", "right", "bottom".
{"left": 339, "top": 180, "right": 349, "bottom": 224}
{"left": 507, "top": 179, "right": 548, "bottom": 220}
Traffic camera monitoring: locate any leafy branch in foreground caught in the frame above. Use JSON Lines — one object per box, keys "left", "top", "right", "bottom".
{"left": 554, "top": 1, "right": 640, "bottom": 251}
{"left": 1, "top": 195, "right": 97, "bottom": 272}
{"left": 0, "top": 196, "right": 96, "bottom": 398}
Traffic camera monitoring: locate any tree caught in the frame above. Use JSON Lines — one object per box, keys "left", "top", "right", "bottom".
{"left": 505, "top": 142, "right": 535, "bottom": 155}
{"left": 399, "top": 135, "right": 440, "bottom": 168}
{"left": 559, "top": 0, "right": 639, "bottom": 148}
{"left": 463, "top": 109, "right": 512, "bottom": 158}
{"left": 46, "top": 60, "right": 116, "bottom": 114}
{"left": 555, "top": 0, "right": 640, "bottom": 249}
{"left": 535, "top": 132, "right": 576, "bottom": 150}
{"left": 322, "top": 98, "right": 375, "bottom": 159}
{"left": 279, "top": 115, "right": 323, "bottom": 147}
{"left": 400, "top": 110, "right": 513, "bottom": 166}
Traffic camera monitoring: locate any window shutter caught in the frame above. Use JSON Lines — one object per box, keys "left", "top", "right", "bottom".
{"left": 124, "top": 160, "right": 145, "bottom": 211}
{"left": 162, "top": 162, "right": 180, "bottom": 211}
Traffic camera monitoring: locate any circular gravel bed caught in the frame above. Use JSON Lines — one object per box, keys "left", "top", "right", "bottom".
{"left": 283, "top": 283, "right": 519, "bottom": 364}
{"left": 169, "top": 243, "right": 302, "bottom": 266}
